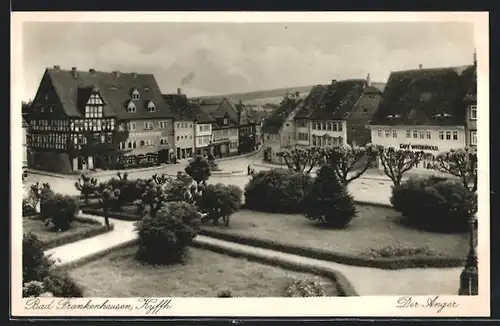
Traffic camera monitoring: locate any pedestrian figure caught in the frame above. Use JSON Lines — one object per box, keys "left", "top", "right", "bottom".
{"left": 247, "top": 165, "right": 251, "bottom": 176}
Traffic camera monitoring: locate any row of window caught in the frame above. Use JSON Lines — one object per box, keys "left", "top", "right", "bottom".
{"left": 127, "top": 100, "right": 156, "bottom": 113}
{"left": 199, "top": 124, "right": 211, "bottom": 132}
{"left": 213, "top": 129, "right": 237, "bottom": 140}
{"left": 376, "top": 129, "right": 460, "bottom": 141}
{"left": 178, "top": 122, "right": 193, "bottom": 129}
{"left": 311, "top": 135, "right": 343, "bottom": 147}
{"left": 119, "top": 137, "right": 168, "bottom": 150}
{"left": 312, "top": 120, "right": 344, "bottom": 132}
{"left": 84, "top": 105, "right": 104, "bottom": 119}
{"left": 177, "top": 134, "right": 193, "bottom": 141}
{"left": 197, "top": 135, "right": 211, "bottom": 146}
{"left": 297, "top": 132, "right": 309, "bottom": 141}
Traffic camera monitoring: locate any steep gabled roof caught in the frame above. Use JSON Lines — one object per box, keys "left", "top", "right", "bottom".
{"left": 198, "top": 98, "right": 239, "bottom": 128}
{"left": 163, "top": 94, "right": 215, "bottom": 123}
{"left": 262, "top": 97, "right": 302, "bottom": 134}
{"left": 370, "top": 65, "right": 476, "bottom": 126}
{"left": 293, "top": 80, "right": 366, "bottom": 121}
{"left": 45, "top": 67, "right": 175, "bottom": 119}
{"left": 294, "top": 85, "right": 328, "bottom": 119}
{"left": 310, "top": 79, "right": 366, "bottom": 120}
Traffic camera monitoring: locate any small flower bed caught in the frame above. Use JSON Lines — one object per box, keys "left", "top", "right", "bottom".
{"left": 285, "top": 276, "right": 328, "bottom": 297}
{"left": 363, "top": 245, "right": 445, "bottom": 259}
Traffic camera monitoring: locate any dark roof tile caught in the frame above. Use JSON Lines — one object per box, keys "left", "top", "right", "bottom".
{"left": 47, "top": 68, "right": 175, "bottom": 119}
{"left": 370, "top": 65, "right": 476, "bottom": 126}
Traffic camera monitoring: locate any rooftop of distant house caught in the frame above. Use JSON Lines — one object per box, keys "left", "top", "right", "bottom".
{"left": 370, "top": 64, "right": 476, "bottom": 126}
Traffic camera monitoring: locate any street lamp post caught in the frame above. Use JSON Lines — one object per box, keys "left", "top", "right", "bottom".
{"left": 459, "top": 214, "right": 478, "bottom": 295}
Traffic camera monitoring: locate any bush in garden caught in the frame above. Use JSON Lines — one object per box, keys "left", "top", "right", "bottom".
{"left": 135, "top": 201, "right": 201, "bottom": 265}
{"left": 303, "top": 165, "right": 357, "bottom": 228}
{"left": 217, "top": 289, "right": 233, "bottom": 298}
{"left": 198, "top": 183, "right": 243, "bottom": 227}
{"left": 40, "top": 194, "right": 79, "bottom": 231}
{"left": 284, "top": 277, "right": 327, "bottom": 297}
{"left": 135, "top": 183, "right": 169, "bottom": 218}
{"left": 74, "top": 174, "right": 98, "bottom": 204}
{"left": 185, "top": 155, "right": 211, "bottom": 186}
{"left": 244, "top": 169, "right": 313, "bottom": 214}
{"left": 390, "top": 176, "right": 477, "bottom": 232}
{"left": 22, "top": 233, "right": 83, "bottom": 297}
{"left": 27, "top": 182, "right": 53, "bottom": 214}
{"left": 23, "top": 280, "right": 47, "bottom": 297}
{"left": 22, "top": 199, "right": 36, "bottom": 217}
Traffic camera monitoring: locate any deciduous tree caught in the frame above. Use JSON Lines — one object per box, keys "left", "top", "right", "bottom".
{"left": 185, "top": 155, "right": 211, "bottom": 186}
{"left": 74, "top": 174, "right": 98, "bottom": 204}
{"left": 433, "top": 147, "right": 478, "bottom": 192}
{"left": 376, "top": 146, "right": 424, "bottom": 186}
{"left": 276, "top": 146, "right": 323, "bottom": 173}
{"left": 322, "top": 144, "right": 378, "bottom": 185}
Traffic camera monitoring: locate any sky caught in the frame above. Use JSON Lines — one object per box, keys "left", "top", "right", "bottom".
{"left": 22, "top": 21, "right": 474, "bottom": 99}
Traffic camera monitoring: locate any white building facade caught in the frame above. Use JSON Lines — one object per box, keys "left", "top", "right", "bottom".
{"left": 370, "top": 125, "right": 466, "bottom": 172}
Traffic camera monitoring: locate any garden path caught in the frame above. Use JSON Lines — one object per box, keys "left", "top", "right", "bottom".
{"left": 46, "top": 213, "right": 461, "bottom": 296}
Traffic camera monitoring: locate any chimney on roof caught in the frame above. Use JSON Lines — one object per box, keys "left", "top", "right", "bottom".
{"left": 473, "top": 48, "right": 477, "bottom": 66}
{"left": 53, "top": 65, "right": 60, "bottom": 70}
{"left": 418, "top": 64, "right": 423, "bottom": 69}
{"left": 239, "top": 100, "right": 242, "bottom": 105}
{"left": 295, "top": 91, "right": 300, "bottom": 97}
{"left": 89, "top": 68, "right": 96, "bottom": 76}
{"left": 131, "top": 72, "right": 137, "bottom": 79}
{"left": 331, "top": 79, "right": 337, "bottom": 84}
{"left": 71, "top": 67, "right": 78, "bottom": 79}
{"left": 366, "top": 73, "right": 371, "bottom": 87}
{"left": 113, "top": 70, "right": 120, "bottom": 78}
{"left": 177, "top": 88, "right": 182, "bottom": 95}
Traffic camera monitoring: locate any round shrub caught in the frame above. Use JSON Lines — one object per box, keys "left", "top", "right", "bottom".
{"left": 390, "top": 176, "right": 477, "bottom": 232}
{"left": 135, "top": 201, "right": 201, "bottom": 265}
{"left": 23, "top": 233, "right": 83, "bottom": 297}
{"left": 303, "top": 165, "right": 357, "bottom": 228}
{"left": 197, "top": 183, "right": 243, "bottom": 226}
{"left": 41, "top": 194, "right": 79, "bottom": 231}
{"left": 244, "top": 169, "right": 313, "bottom": 214}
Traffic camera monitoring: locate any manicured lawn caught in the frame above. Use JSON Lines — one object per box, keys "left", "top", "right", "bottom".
{"left": 23, "top": 216, "right": 110, "bottom": 249}
{"left": 201, "top": 206, "right": 469, "bottom": 258}
{"left": 68, "top": 246, "right": 339, "bottom": 297}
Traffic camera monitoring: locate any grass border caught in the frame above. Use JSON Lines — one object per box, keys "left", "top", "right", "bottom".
{"left": 62, "top": 237, "right": 357, "bottom": 297}
{"left": 81, "top": 208, "right": 141, "bottom": 221}
{"left": 191, "top": 239, "right": 358, "bottom": 297}
{"left": 198, "top": 228, "right": 465, "bottom": 270}
{"left": 42, "top": 218, "right": 115, "bottom": 250}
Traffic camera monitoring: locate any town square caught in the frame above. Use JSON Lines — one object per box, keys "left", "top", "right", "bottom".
{"left": 17, "top": 17, "right": 481, "bottom": 303}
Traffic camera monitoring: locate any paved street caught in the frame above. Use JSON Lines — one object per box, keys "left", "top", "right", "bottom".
{"left": 23, "top": 150, "right": 392, "bottom": 205}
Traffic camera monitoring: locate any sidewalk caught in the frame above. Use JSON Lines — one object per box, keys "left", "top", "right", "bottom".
{"left": 28, "top": 149, "right": 262, "bottom": 180}
{"left": 46, "top": 214, "right": 460, "bottom": 295}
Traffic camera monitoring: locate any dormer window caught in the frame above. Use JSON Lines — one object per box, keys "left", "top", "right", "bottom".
{"left": 131, "top": 89, "right": 140, "bottom": 100}
{"left": 147, "top": 101, "right": 156, "bottom": 112}
{"left": 386, "top": 114, "right": 401, "bottom": 119}
{"left": 223, "top": 118, "right": 228, "bottom": 125}
{"left": 434, "top": 112, "right": 452, "bottom": 118}
{"left": 127, "top": 101, "right": 136, "bottom": 113}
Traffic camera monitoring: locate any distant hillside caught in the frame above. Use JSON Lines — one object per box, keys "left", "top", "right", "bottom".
{"left": 191, "top": 85, "right": 316, "bottom": 103}
{"left": 190, "top": 82, "right": 385, "bottom": 106}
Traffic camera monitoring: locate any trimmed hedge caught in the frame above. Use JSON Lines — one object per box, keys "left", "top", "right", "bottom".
{"left": 81, "top": 208, "right": 141, "bottom": 221}
{"left": 198, "top": 228, "right": 466, "bottom": 270}
{"left": 192, "top": 238, "right": 358, "bottom": 297}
